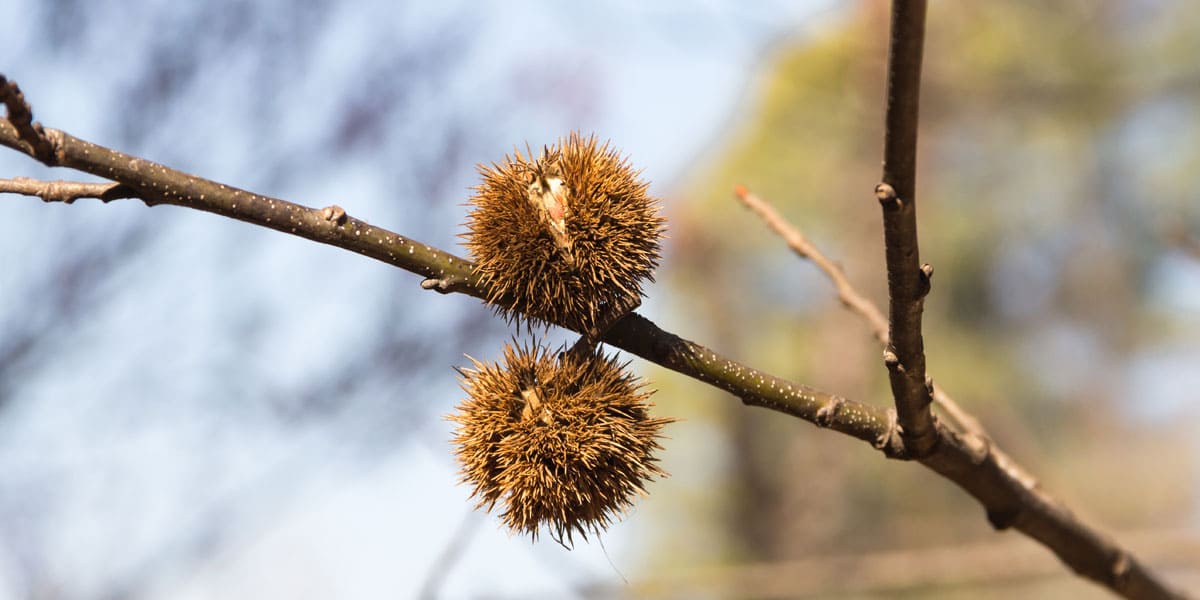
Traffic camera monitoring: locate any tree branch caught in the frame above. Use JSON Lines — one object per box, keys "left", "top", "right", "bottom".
{"left": 0, "top": 119, "right": 881, "bottom": 442}
{"left": 0, "top": 79, "right": 1185, "bottom": 598}
{"left": 877, "top": 0, "right": 938, "bottom": 458}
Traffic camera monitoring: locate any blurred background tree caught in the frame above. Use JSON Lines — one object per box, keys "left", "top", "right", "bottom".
{"left": 643, "top": 1, "right": 1200, "bottom": 596}
{"left": 0, "top": 1, "right": 1197, "bottom": 598}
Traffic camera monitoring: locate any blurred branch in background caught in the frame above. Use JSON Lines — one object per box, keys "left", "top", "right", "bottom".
{"left": 733, "top": 185, "right": 988, "bottom": 439}
{"left": 0, "top": 219, "right": 155, "bottom": 410}
{"left": 733, "top": 184, "right": 1193, "bottom": 598}
{"left": 416, "top": 510, "right": 483, "bottom": 600}
{"left": 617, "top": 529, "right": 1200, "bottom": 599}
{"left": 1163, "top": 222, "right": 1200, "bottom": 261}
{"left": 0, "top": 2, "right": 535, "bottom": 596}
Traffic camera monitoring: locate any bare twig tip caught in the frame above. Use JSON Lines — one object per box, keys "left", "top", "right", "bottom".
{"left": 733, "top": 184, "right": 748, "bottom": 199}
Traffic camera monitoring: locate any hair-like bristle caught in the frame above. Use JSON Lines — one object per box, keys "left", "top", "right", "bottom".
{"left": 464, "top": 133, "right": 666, "bottom": 332}
{"left": 448, "top": 341, "right": 673, "bottom": 543}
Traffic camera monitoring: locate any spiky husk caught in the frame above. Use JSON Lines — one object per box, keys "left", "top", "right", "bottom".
{"left": 464, "top": 133, "right": 665, "bottom": 332}
{"left": 449, "top": 341, "right": 672, "bottom": 543}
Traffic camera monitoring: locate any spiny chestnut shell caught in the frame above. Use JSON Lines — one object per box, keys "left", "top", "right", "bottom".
{"left": 464, "top": 133, "right": 665, "bottom": 332}
{"left": 449, "top": 341, "right": 672, "bottom": 543}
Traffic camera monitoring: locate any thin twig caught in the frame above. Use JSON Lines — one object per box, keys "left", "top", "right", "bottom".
{"left": 0, "top": 75, "right": 56, "bottom": 163}
{"left": 733, "top": 185, "right": 988, "bottom": 438}
{"left": 877, "top": 0, "right": 938, "bottom": 458}
{"left": 0, "top": 121, "right": 478, "bottom": 294}
{"left": 0, "top": 83, "right": 1185, "bottom": 599}
{"left": 734, "top": 185, "right": 888, "bottom": 341}
{"left": 870, "top": 5, "right": 1179, "bottom": 595}
{"left": 417, "top": 510, "right": 482, "bottom": 599}
{"left": 0, "top": 177, "right": 139, "bottom": 203}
